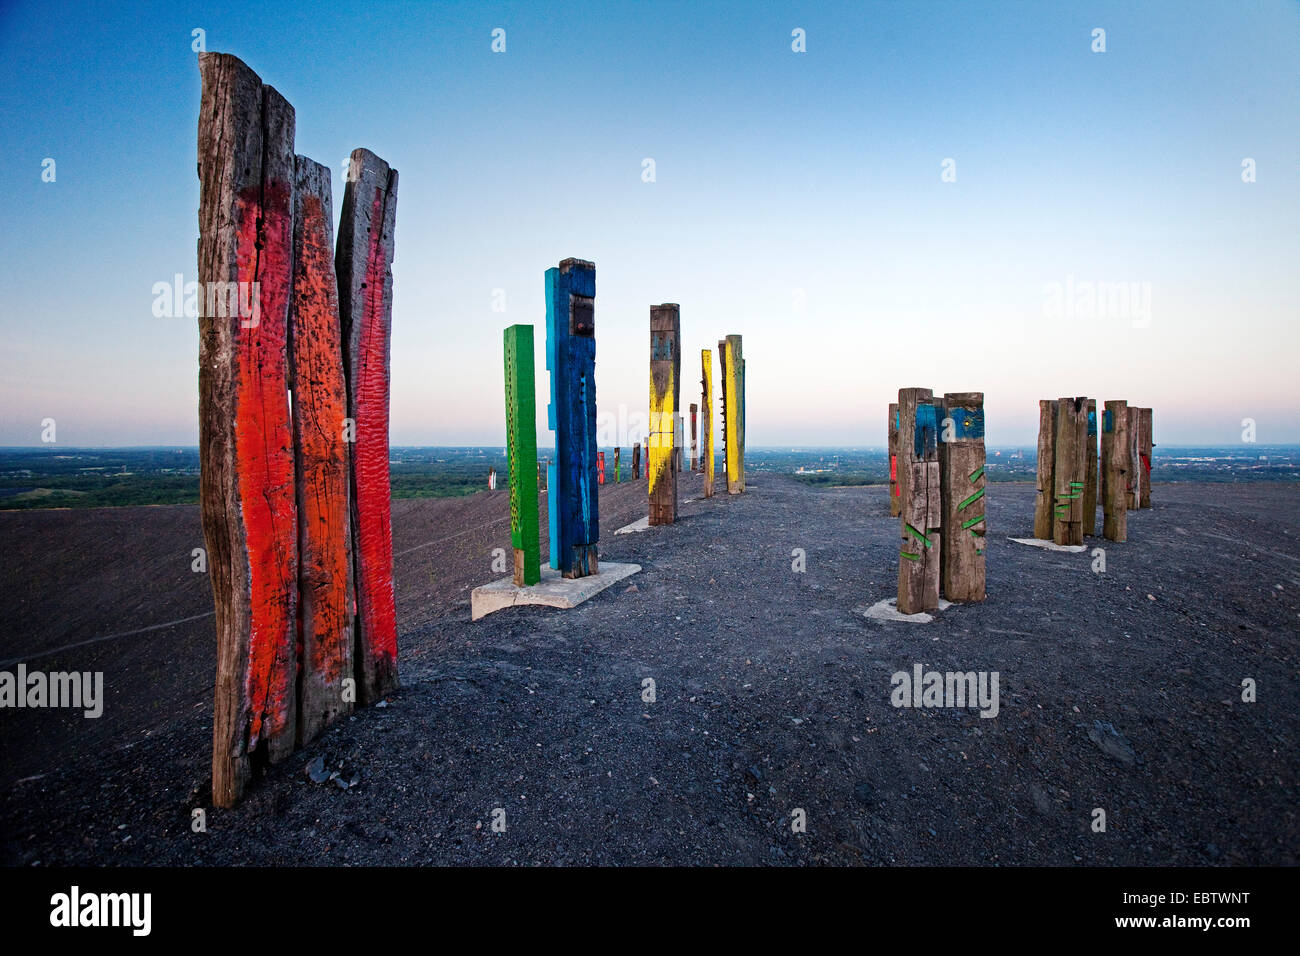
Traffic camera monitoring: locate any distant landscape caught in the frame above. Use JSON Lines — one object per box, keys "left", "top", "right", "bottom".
{"left": 0, "top": 444, "right": 1296, "bottom": 511}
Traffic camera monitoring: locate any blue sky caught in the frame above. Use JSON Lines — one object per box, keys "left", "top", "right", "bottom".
{"left": 2, "top": 0, "right": 1297, "bottom": 446}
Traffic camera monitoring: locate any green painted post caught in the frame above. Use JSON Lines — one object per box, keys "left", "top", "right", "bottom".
{"left": 504, "top": 324, "right": 541, "bottom": 585}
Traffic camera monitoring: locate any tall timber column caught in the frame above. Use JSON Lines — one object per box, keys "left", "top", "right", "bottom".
{"left": 1032, "top": 400, "right": 1058, "bottom": 539}
{"left": 614, "top": 446, "right": 621, "bottom": 483}
{"left": 198, "top": 52, "right": 299, "bottom": 806}
{"left": 1083, "top": 399, "right": 1099, "bottom": 537}
{"left": 690, "top": 403, "right": 699, "bottom": 471}
{"left": 701, "top": 348, "right": 715, "bottom": 498}
{"left": 632, "top": 442, "right": 641, "bottom": 480}
{"left": 504, "top": 324, "right": 541, "bottom": 586}
{"left": 291, "top": 155, "right": 353, "bottom": 747}
{"left": 888, "top": 402, "right": 901, "bottom": 517}
{"left": 1053, "top": 397, "right": 1089, "bottom": 546}
{"left": 1102, "top": 400, "right": 1129, "bottom": 542}
{"left": 938, "top": 392, "right": 986, "bottom": 602}
{"left": 1127, "top": 406, "right": 1142, "bottom": 510}
{"left": 545, "top": 258, "right": 599, "bottom": 576}
{"left": 1138, "top": 408, "right": 1153, "bottom": 508}
{"left": 338, "top": 146, "right": 399, "bottom": 706}
{"left": 897, "top": 387, "right": 941, "bottom": 614}
{"left": 649, "top": 304, "right": 681, "bottom": 525}
{"left": 721, "top": 334, "right": 745, "bottom": 494}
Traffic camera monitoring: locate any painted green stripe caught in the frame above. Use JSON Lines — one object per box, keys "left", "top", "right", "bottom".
{"left": 900, "top": 550, "right": 921, "bottom": 561}
{"left": 961, "top": 515, "right": 984, "bottom": 530}
{"left": 1070, "top": 481, "right": 1085, "bottom": 489}
{"left": 968, "top": 466, "right": 985, "bottom": 483}
{"left": 904, "top": 523, "right": 932, "bottom": 549}
{"left": 958, "top": 487, "right": 985, "bottom": 510}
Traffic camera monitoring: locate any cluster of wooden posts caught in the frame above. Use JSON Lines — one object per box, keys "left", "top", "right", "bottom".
{"left": 196, "top": 53, "right": 399, "bottom": 806}
{"left": 888, "top": 390, "right": 987, "bottom": 614}
{"left": 1033, "top": 399, "right": 1154, "bottom": 544}
{"left": 501, "top": 266, "right": 746, "bottom": 585}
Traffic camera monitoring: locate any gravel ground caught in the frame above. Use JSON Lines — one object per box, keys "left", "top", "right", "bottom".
{"left": 2, "top": 475, "right": 1297, "bottom": 866}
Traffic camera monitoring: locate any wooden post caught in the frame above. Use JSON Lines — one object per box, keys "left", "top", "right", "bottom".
{"left": 544, "top": 258, "right": 599, "bottom": 577}
{"left": 888, "top": 402, "right": 901, "bottom": 517}
{"left": 1083, "top": 399, "right": 1099, "bottom": 537}
{"left": 1052, "top": 397, "right": 1088, "bottom": 546}
{"left": 1138, "top": 408, "right": 1153, "bottom": 508}
{"left": 597, "top": 450, "right": 606, "bottom": 485}
{"left": 338, "top": 147, "right": 399, "bottom": 705}
{"left": 290, "top": 155, "right": 353, "bottom": 747}
{"left": 614, "top": 446, "right": 621, "bottom": 483}
{"left": 897, "top": 388, "right": 940, "bottom": 614}
{"left": 690, "top": 402, "right": 698, "bottom": 471}
{"left": 938, "top": 392, "right": 985, "bottom": 602}
{"left": 1102, "top": 400, "right": 1129, "bottom": 542}
{"left": 503, "top": 324, "right": 541, "bottom": 586}
{"left": 632, "top": 442, "right": 641, "bottom": 480}
{"left": 649, "top": 304, "right": 680, "bottom": 525}
{"left": 1032, "top": 400, "right": 1057, "bottom": 540}
{"left": 1127, "top": 406, "right": 1141, "bottom": 509}
{"left": 701, "top": 349, "right": 715, "bottom": 498}
{"left": 721, "top": 334, "right": 745, "bottom": 494}
{"left": 198, "top": 52, "right": 299, "bottom": 806}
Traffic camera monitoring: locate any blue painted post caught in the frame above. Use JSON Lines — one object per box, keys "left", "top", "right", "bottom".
{"left": 544, "top": 258, "right": 599, "bottom": 577}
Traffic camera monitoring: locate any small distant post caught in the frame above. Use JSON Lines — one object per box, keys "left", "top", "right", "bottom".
{"left": 649, "top": 304, "right": 681, "bottom": 525}
{"left": 1102, "top": 400, "right": 1129, "bottom": 542}
{"left": 888, "top": 402, "right": 901, "bottom": 517}
{"left": 1138, "top": 409, "right": 1153, "bottom": 507}
{"left": 632, "top": 442, "right": 641, "bottom": 480}
{"left": 1083, "top": 400, "right": 1099, "bottom": 536}
{"left": 1032, "top": 400, "right": 1057, "bottom": 540}
{"left": 1127, "top": 406, "right": 1142, "bottom": 510}
{"left": 701, "top": 349, "right": 715, "bottom": 498}
{"left": 1052, "top": 397, "right": 1088, "bottom": 546}
{"left": 897, "top": 387, "right": 940, "bottom": 614}
{"left": 503, "top": 324, "right": 540, "bottom": 586}
{"left": 938, "top": 392, "right": 985, "bottom": 602}
{"left": 721, "top": 334, "right": 745, "bottom": 494}
{"left": 614, "top": 447, "right": 621, "bottom": 483}
{"left": 544, "top": 257, "right": 599, "bottom": 577}
{"left": 597, "top": 450, "right": 606, "bottom": 486}
{"left": 690, "top": 402, "right": 699, "bottom": 471}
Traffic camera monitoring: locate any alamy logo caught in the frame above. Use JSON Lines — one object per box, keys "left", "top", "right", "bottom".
{"left": 152, "top": 274, "right": 261, "bottom": 327}
{"left": 50, "top": 886, "right": 151, "bottom": 936}
{"left": 0, "top": 665, "right": 103, "bottom": 718}
{"left": 890, "top": 663, "right": 999, "bottom": 718}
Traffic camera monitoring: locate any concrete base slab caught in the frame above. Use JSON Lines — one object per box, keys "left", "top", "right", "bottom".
{"left": 1009, "top": 537, "right": 1088, "bottom": 553}
{"left": 863, "top": 597, "right": 952, "bottom": 623}
{"left": 471, "top": 562, "right": 641, "bottom": 621}
{"left": 615, "top": 516, "right": 650, "bottom": 534}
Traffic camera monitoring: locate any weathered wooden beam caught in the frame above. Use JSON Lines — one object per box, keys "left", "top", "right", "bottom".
{"left": 649, "top": 304, "right": 680, "bottom": 525}
{"left": 338, "top": 147, "right": 399, "bottom": 704}
{"left": 1127, "top": 406, "right": 1142, "bottom": 510}
{"left": 597, "top": 450, "right": 606, "bottom": 485}
{"left": 1032, "top": 400, "right": 1057, "bottom": 540}
{"left": 290, "top": 155, "right": 353, "bottom": 747}
{"left": 701, "top": 349, "right": 715, "bottom": 498}
{"left": 722, "top": 334, "right": 745, "bottom": 494}
{"left": 198, "top": 52, "right": 299, "bottom": 806}
{"left": 690, "top": 402, "right": 698, "bottom": 471}
{"left": 503, "top": 324, "right": 541, "bottom": 586}
{"left": 1083, "top": 399, "right": 1099, "bottom": 537}
{"left": 632, "top": 442, "right": 641, "bottom": 480}
{"left": 888, "top": 402, "right": 900, "bottom": 517}
{"left": 1102, "top": 400, "right": 1129, "bottom": 542}
{"left": 545, "top": 258, "right": 599, "bottom": 576}
{"left": 897, "top": 388, "right": 940, "bottom": 614}
{"left": 938, "top": 392, "right": 985, "bottom": 602}
{"left": 1052, "top": 397, "right": 1089, "bottom": 546}
{"left": 1138, "top": 408, "right": 1153, "bottom": 508}
{"left": 614, "top": 446, "right": 621, "bottom": 483}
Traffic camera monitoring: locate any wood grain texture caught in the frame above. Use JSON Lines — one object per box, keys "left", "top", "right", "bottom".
{"left": 338, "top": 147, "right": 399, "bottom": 703}
{"left": 632, "top": 443, "right": 641, "bottom": 481}
{"left": 290, "top": 155, "right": 353, "bottom": 746}
{"left": 701, "top": 349, "right": 715, "bottom": 498}
{"left": 198, "top": 52, "right": 299, "bottom": 806}
{"left": 1102, "top": 400, "right": 1129, "bottom": 542}
{"left": 1052, "top": 397, "right": 1089, "bottom": 546}
{"left": 1033, "top": 400, "right": 1057, "bottom": 540}
{"left": 938, "top": 392, "right": 985, "bottom": 602}
{"left": 689, "top": 402, "right": 698, "bottom": 471}
{"left": 888, "top": 402, "right": 900, "bottom": 518}
{"left": 1084, "top": 399, "right": 1099, "bottom": 537}
{"left": 1127, "top": 406, "right": 1142, "bottom": 510}
{"left": 545, "top": 258, "right": 599, "bottom": 576}
{"left": 722, "top": 335, "right": 745, "bottom": 494}
{"left": 1138, "top": 408, "right": 1153, "bottom": 508}
{"left": 649, "top": 304, "right": 680, "bottom": 525}
{"left": 897, "top": 388, "right": 940, "bottom": 614}
{"left": 503, "top": 324, "right": 540, "bottom": 586}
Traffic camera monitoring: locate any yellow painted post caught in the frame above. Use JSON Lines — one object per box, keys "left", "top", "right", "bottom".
{"left": 722, "top": 333, "right": 744, "bottom": 494}
{"left": 649, "top": 304, "right": 680, "bottom": 525}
